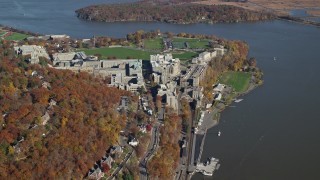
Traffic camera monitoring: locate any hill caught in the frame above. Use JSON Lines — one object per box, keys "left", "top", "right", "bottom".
{"left": 75, "top": 1, "right": 275, "bottom": 24}
{"left": 0, "top": 41, "right": 129, "bottom": 179}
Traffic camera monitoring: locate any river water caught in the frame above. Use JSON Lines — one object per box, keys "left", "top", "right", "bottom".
{"left": 1, "top": 1, "right": 320, "bottom": 180}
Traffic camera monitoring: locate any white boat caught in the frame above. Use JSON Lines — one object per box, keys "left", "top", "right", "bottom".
{"left": 218, "top": 131, "right": 221, "bottom": 137}
{"left": 203, "top": 171, "right": 213, "bottom": 176}
{"left": 274, "top": 57, "right": 277, "bottom": 61}
{"left": 234, "top": 99, "right": 243, "bottom": 103}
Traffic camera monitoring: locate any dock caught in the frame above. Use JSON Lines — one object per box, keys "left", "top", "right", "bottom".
{"left": 195, "top": 157, "right": 220, "bottom": 176}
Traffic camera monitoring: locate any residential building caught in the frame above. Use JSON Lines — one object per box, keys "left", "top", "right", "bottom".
{"left": 88, "top": 167, "right": 103, "bottom": 180}
{"left": 41, "top": 112, "right": 50, "bottom": 126}
{"left": 129, "top": 138, "right": 139, "bottom": 147}
{"left": 214, "top": 93, "right": 222, "bottom": 101}
{"left": 109, "top": 146, "right": 123, "bottom": 155}
{"left": 213, "top": 83, "right": 225, "bottom": 93}
{"left": 214, "top": 45, "right": 227, "bottom": 56}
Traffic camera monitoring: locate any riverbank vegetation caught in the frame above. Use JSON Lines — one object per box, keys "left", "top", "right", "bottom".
{"left": 0, "top": 26, "right": 37, "bottom": 41}
{"left": 75, "top": 1, "right": 275, "bottom": 24}
{"left": 200, "top": 39, "right": 262, "bottom": 100}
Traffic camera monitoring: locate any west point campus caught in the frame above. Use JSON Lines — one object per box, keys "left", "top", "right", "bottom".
{"left": 14, "top": 43, "right": 226, "bottom": 112}
{"left": 13, "top": 35, "right": 230, "bottom": 178}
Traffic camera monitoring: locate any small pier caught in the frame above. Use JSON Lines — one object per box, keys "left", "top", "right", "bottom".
{"left": 195, "top": 157, "right": 220, "bottom": 176}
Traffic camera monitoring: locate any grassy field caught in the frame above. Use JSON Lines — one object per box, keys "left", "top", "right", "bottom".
{"left": 219, "top": 71, "right": 251, "bottom": 93}
{"left": 172, "top": 51, "right": 198, "bottom": 60}
{"left": 81, "top": 47, "right": 199, "bottom": 60}
{"left": 172, "top": 41, "right": 186, "bottom": 49}
{"left": 82, "top": 47, "right": 154, "bottom": 60}
{"left": 172, "top": 38, "right": 210, "bottom": 49}
{"left": 0, "top": 32, "right": 7, "bottom": 37}
{"left": 144, "top": 38, "right": 163, "bottom": 49}
{"left": 5, "top": 32, "right": 30, "bottom": 41}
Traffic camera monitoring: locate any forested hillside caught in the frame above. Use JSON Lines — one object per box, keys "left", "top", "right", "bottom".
{"left": 0, "top": 40, "right": 129, "bottom": 179}
{"left": 76, "top": 2, "right": 275, "bottom": 24}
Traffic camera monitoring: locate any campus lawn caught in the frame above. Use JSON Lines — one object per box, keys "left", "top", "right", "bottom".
{"left": 172, "top": 41, "right": 186, "bottom": 49}
{"left": 4, "top": 32, "right": 30, "bottom": 41}
{"left": 144, "top": 38, "right": 163, "bottom": 49}
{"left": 172, "top": 51, "right": 198, "bottom": 60}
{"left": 81, "top": 47, "right": 199, "bottom": 60}
{"left": 172, "top": 37, "right": 210, "bottom": 49}
{"left": 82, "top": 47, "right": 154, "bottom": 60}
{"left": 219, "top": 71, "right": 251, "bottom": 93}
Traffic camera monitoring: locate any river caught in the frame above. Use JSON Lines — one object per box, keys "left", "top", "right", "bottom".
{"left": 1, "top": 1, "right": 320, "bottom": 180}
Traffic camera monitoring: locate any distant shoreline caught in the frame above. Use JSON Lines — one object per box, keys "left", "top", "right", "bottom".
{"left": 0, "top": 24, "right": 39, "bottom": 36}
{"left": 277, "top": 16, "right": 320, "bottom": 27}
{"left": 75, "top": 2, "right": 275, "bottom": 25}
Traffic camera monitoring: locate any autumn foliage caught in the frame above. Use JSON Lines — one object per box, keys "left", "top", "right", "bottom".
{"left": 76, "top": 2, "right": 275, "bottom": 24}
{"left": 0, "top": 43, "right": 130, "bottom": 179}
{"left": 201, "top": 40, "right": 250, "bottom": 100}
{"left": 147, "top": 113, "right": 181, "bottom": 179}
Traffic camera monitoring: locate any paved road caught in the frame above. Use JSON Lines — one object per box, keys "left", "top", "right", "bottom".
{"left": 108, "top": 148, "right": 134, "bottom": 180}
{"left": 139, "top": 122, "right": 160, "bottom": 180}
{"left": 183, "top": 110, "right": 196, "bottom": 180}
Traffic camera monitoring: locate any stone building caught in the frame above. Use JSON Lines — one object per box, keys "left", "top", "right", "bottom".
{"left": 52, "top": 53, "right": 145, "bottom": 93}
{"left": 157, "top": 81, "right": 179, "bottom": 111}
{"left": 14, "top": 45, "right": 50, "bottom": 64}
{"left": 182, "top": 64, "right": 207, "bottom": 87}
{"left": 150, "top": 54, "right": 180, "bottom": 84}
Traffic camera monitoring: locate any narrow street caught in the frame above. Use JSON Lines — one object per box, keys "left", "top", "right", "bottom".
{"left": 184, "top": 110, "right": 196, "bottom": 180}
{"left": 139, "top": 121, "right": 161, "bottom": 180}
{"left": 108, "top": 148, "right": 134, "bottom": 180}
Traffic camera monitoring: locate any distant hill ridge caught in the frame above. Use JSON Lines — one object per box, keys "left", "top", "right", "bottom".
{"left": 75, "top": 1, "right": 275, "bottom": 24}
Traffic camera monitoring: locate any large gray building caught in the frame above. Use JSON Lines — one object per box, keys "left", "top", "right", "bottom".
{"left": 14, "top": 45, "right": 50, "bottom": 64}
{"left": 150, "top": 54, "right": 180, "bottom": 84}
{"left": 53, "top": 52, "right": 145, "bottom": 93}
{"left": 182, "top": 64, "right": 207, "bottom": 87}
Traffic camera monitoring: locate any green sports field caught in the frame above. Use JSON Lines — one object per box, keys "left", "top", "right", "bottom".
{"left": 172, "top": 51, "right": 198, "bottom": 60}
{"left": 81, "top": 47, "right": 198, "bottom": 60}
{"left": 172, "top": 38, "right": 210, "bottom": 49}
{"left": 219, "top": 71, "right": 251, "bottom": 93}
{"left": 144, "top": 38, "right": 164, "bottom": 49}
{"left": 4, "top": 32, "right": 30, "bottom": 41}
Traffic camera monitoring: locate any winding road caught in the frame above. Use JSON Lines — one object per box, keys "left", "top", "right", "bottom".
{"left": 139, "top": 122, "right": 161, "bottom": 180}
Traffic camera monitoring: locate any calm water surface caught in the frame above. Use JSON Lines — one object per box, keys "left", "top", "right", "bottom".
{"left": 1, "top": 1, "right": 320, "bottom": 180}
